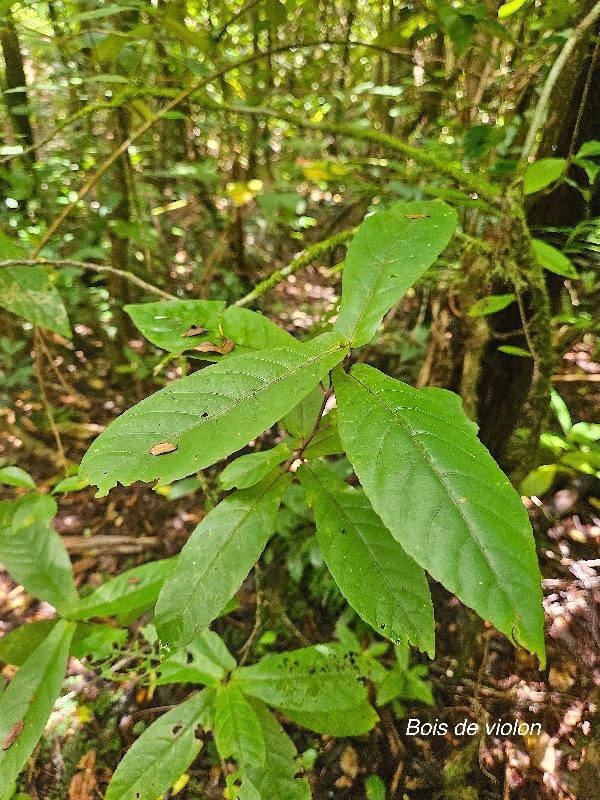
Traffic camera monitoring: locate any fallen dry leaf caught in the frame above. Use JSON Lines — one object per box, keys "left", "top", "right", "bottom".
{"left": 149, "top": 442, "right": 178, "bottom": 456}
{"left": 2, "top": 720, "right": 23, "bottom": 750}
{"left": 192, "top": 339, "right": 235, "bottom": 355}
{"left": 69, "top": 750, "right": 97, "bottom": 800}
{"left": 180, "top": 326, "right": 208, "bottom": 337}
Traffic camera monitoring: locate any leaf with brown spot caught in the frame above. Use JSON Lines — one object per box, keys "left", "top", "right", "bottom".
{"left": 149, "top": 442, "right": 178, "bottom": 456}
{"left": 2, "top": 720, "right": 23, "bottom": 750}
{"left": 180, "top": 326, "right": 208, "bottom": 338}
{"left": 403, "top": 213, "right": 430, "bottom": 219}
{"left": 192, "top": 339, "right": 235, "bottom": 355}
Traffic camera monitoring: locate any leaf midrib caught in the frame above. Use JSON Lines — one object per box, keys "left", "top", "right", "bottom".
{"left": 97, "top": 341, "right": 347, "bottom": 449}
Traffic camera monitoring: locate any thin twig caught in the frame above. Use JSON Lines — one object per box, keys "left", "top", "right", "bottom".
{"left": 32, "top": 329, "right": 69, "bottom": 477}
{"left": 0, "top": 258, "right": 176, "bottom": 300}
{"left": 235, "top": 228, "right": 356, "bottom": 307}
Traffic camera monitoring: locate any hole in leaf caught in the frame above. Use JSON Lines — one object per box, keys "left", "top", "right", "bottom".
{"left": 186, "top": 650, "right": 194, "bottom": 664}
{"left": 194, "top": 724, "right": 203, "bottom": 740}
{"left": 172, "top": 723, "right": 183, "bottom": 736}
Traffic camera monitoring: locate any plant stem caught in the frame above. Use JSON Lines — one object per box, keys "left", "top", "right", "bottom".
{"left": 0, "top": 258, "right": 176, "bottom": 300}
{"left": 235, "top": 228, "right": 356, "bottom": 308}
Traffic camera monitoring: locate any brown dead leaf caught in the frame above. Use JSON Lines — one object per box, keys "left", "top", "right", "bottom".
{"left": 192, "top": 339, "right": 235, "bottom": 355}
{"left": 149, "top": 442, "right": 178, "bottom": 456}
{"left": 180, "top": 326, "right": 208, "bottom": 337}
{"left": 69, "top": 750, "right": 97, "bottom": 800}
{"left": 340, "top": 745, "right": 358, "bottom": 779}
{"left": 2, "top": 720, "right": 23, "bottom": 750}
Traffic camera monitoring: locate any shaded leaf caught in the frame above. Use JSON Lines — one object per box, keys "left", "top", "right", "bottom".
{"left": 104, "top": 691, "right": 209, "bottom": 800}
{"left": 0, "top": 620, "right": 74, "bottom": 790}
{"left": 0, "top": 495, "right": 78, "bottom": 615}
{"left": 333, "top": 201, "right": 457, "bottom": 347}
{"left": 220, "top": 444, "right": 291, "bottom": 490}
{"left": 215, "top": 683, "right": 266, "bottom": 770}
{"left": 234, "top": 643, "right": 378, "bottom": 736}
{"left": 245, "top": 699, "right": 311, "bottom": 800}
{"left": 69, "top": 558, "right": 176, "bottom": 620}
{"left": 80, "top": 332, "right": 348, "bottom": 495}
{"left": 155, "top": 630, "right": 236, "bottom": 686}
{"left": 0, "top": 619, "right": 58, "bottom": 666}
{"left": 468, "top": 293, "right": 515, "bottom": 317}
{"left": 0, "top": 266, "right": 71, "bottom": 338}
{"left": 524, "top": 158, "right": 566, "bottom": 195}
{"left": 532, "top": 239, "right": 579, "bottom": 279}
{"left": 156, "top": 472, "right": 290, "bottom": 649}
{"left": 299, "top": 462, "right": 434, "bottom": 654}
{"left": 282, "top": 385, "right": 324, "bottom": 439}
{"left": 334, "top": 364, "right": 545, "bottom": 664}
{"left": 0, "top": 467, "right": 35, "bottom": 489}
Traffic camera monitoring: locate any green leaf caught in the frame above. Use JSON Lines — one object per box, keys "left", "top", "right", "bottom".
{"left": 0, "top": 467, "right": 35, "bottom": 489}
{"left": 497, "top": 345, "right": 531, "bottom": 357}
{"left": 576, "top": 140, "right": 600, "bottom": 159}
{"left": 302, "top": 411, "right": 344, "bottom": 459}
{"left": 69, "top": 558, "right": 176, "bottom": 620}
{"left": 104, "top": 690, "right": 209, "bottom": 800}
{"left": 366, "top": 775, "right": 387, "bottom": 800}
{"left": 282, "top": 385, "right": 325, "bottom": 439}
{"left": 498, "top": 0, "right": 528, "bottom": 17}
{"left": 532, "top": 239, "right": 579, "bottom": 279}
{"left": 215, "top": 683, "right": 266, "bottom": 770}
{"left": 0, "top": 266, "right": 71, "bottom": 338}
{"left": 523, "top": 158, "right": 566, "bottom": 195}
{"left": 71, "top": 4, "right": 136, "bottom": 21}
{"left": 334, "top": 364, "right": 545, "bottom": 664}
{"left": 234, "top": 643, "right": 378, "bottom": 736}
{"left": 51, "top": 475, "right": 90, "bottom": 494}
{"left": 0, "top": 620, "right": 74, "bottom": 791}
{"left": 468, "top": 293, "right": 515, "bottom": 317}
{"left": 220, "top": 444, "right": 291, "bottom": 490}
{"left": 70, "top": 623, "right": 127, "bottom": 661}
{"left": 125, "top": 300, "right": 294, "bottom": 359}
{"left": 0, "top": 619, "right": 58, "bottom": 666}
{"left": 299, "top": 461, "right": 434, "bottom": 654}
{"left": 156, "top": 472, "right": 290, "bottom": 649}
{"left": 550, "top": 389, "right": 572, "bottom": 435}
{"left": 155, "top": 630, "right": 236, "bottom": 686}
{"left": 80, "top": 332, "right": 347, "bottom": 495}
{"left": 333, "top": 201, "right": 457, "bottom": 347}
{"left": 519, "top": 465, "right": 557, "bottom": 497}
{"left": 245, "top": 699, "right": 311, "bottom": 800}
{"left": 0, "top": 495, "right": 78, "bottom": 615}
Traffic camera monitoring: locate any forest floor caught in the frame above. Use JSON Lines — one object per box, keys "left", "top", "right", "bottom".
{"left": 1, "top": 275, "right": 600, "bottom": 800}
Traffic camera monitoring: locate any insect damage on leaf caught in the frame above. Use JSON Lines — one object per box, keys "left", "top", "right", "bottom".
{"left": 403, "top": 213, "right": 430, "bottom": 219}
{"left": 2, "top": 720, "right": 24, "bottom": 750}
{"left": 192, "top": 339, "right": 235, "bottom": 355}
{"left": 149, "top": 442, "right": 179, "bottom": 456}
{"left": 180, "top": 325, "right": 208, "bottom": 337}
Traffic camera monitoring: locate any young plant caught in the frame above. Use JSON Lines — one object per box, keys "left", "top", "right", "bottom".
{"left": 0, "top": 200, "right": 545, "bottom": 798}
